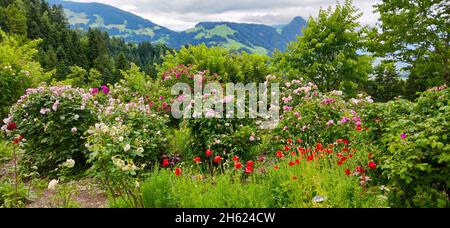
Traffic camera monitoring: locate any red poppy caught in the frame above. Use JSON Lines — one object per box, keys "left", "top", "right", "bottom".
{"left": 355, "top": 166, "right": 365, "bottom": 173}
{"left": 337, "top": 160, "right": 343, "bottom": 166}
{"left": 344, "top": 169, "right": 351, "bottom": 176}
{"left": 245, "top": 166, "right": 253, "bottom": 173}
{"left": 289, "top": 161, "right": 295, "bottom": 166}
{"left": 284, "top": 146, "right": 290, "bottom": 151}
{"left": 162, "top": 159, "right": 170, "bottom": 167}
{"left": 296, "top": 139, "right": 303, "bottom": 143}
{"left": 232, "top": 155, "right": 240, "bottom": 161}
{"left": 276, "top": 150, "right": 284, "bottom": 158}
{"left": 295, "top": 159, "right": 300, "bottom": 165}
{"left": 274, "top": 165, "right": 279, "bottom": 170}
{"left": 194, "top": 157, "right": 202, "bottom": 164}
{"left": 290, "top": 151, "right": 296, "bottom": 156}
{"left": 368, "top": 161, "right": 377, "bottom": 170}
{"left": 336, "top": 153, "right": 343, "bottom": 158}
{"left": 205, "top": 149, "right": 213, "bottom": 157}
{"left": 234, "top": 162, "right": 243, "bottom": 170}
{"left": 298, "top": 147, "right": 306, "bottom": 155}
{"left": 348, "top": 153, "right": 353, "bottom": 158}
{"left": 287, "top": 138, "right": 293, "bottom": 144}
{"left": 343, "top": 139, "right": 349, "bottom": 145}
{"left": 6, "top": 122, "right": 17, "bottom": 131}
{"left": 307, "top": 155, "right": 313, "bottom": 161}
{"left": 340, "top": 156, "right": 347, "bottom": 162}
{"left": 174, "top": 167, "right": 182, "bottom": 176}
{"left": 315, "top": 143, "right": 323, "bottom": 150}
{"left": 342, "top": 147, "right": 349, "bottom": 152}
{"left": 246, "top": 160, "right": 254, "bottom": 167}
{"left": 356, "top": 126, "right": 362, "bottom": 131}
{"left": 213, "top": 155, "right": 223, "bottom": 164}
{"left": 292, "top": 176, "right": 298, "bottom": 180}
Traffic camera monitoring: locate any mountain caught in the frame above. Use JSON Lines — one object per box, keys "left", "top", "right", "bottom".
{"left": 48, "top": 0, "right": 307, "bottom": 54}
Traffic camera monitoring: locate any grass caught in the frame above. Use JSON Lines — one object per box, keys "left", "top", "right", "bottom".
{"left": 141, "top": 156, "right": 388, "bottom": 208}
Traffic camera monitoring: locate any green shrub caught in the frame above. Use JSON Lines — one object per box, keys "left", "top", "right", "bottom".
{"left": 85, "top": 96, "right": 169, "bottom": 178}
{"left": 3, "top": 86, "right": 97, "bottom": 175}
{"left": 377, "top": 86, "right": 450, "bottom": 207}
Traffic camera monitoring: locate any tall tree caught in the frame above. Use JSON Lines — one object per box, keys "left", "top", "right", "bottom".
{"left": 366, "top": 62, "right": 405, "bottom": 102}
{"left": 275, "top": 0, "right": 372, "bottom": 96}
{"left": 374, "top": 0, "right": 450, "bottom": 98}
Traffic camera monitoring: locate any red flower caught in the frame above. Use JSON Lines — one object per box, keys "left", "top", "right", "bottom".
{"left": 213, "top": 155, "right": 223, "bottom": 164}
{"left": 356, "top": 126, "right": 362, "bottom": 131}
{"left": 193, "top": 157, "right": 202, "bottom": 164}
{"left": 340, "top": 156, "right": 347, "bottom": 162}
{"left": 276, "top": 150, "right": 284, "bottom": 158}
{"left": 337, "top": 160, "right": 343, "bottom": 166}
{"left": 245, "top": 166, "right": 253, "bottom": 173}
{"left": 174, "top": 167, "right": 182, "bottom": 176}
{"left": 287, "top": 138, "right": 293, "bottom": 144}
{"left": 6, "top": 122, "right": 17, "bottom": 131}
{"left": 292, "top": 176, "right": 298, "bottom": 180}
{"left": 307, "top": 155, "right": 313, "bottom": 161}
{"left": 315, "top": 143, "right": 323, "bottom": 150}
{"left": 348, "top": 153, "right": 353, "bottom": 158}
{"left": 343, "top": 139, "right": 349, "bottom": 145}
{"left": 232, "top": 155, "right": 240, "bottom": 161}
{"left": 234, "top": 162, "right": 243, "bottom": 170}
{"left": 246, "top": 160, "right": 254, "bottom": 167}
{"left": 295, "top": 159, "right": 300, "bottom": 165}
{"left": 205, "top": 149, "right": 213, "bottom": 157}
{"left": 368, "top": 161, "right": 377, "bottom": 170}
{"left": 296, "top": 139, "right": 303, "bottom": 143}
{"left": 290, "top": 151, "right": 296, "bottom": 156}
{"left": 162, "top": 159, "right": 170, "bottom": 167}
{"left": 274, "top": 165, "right": 279, "bottom": 170}
{"left": 342, "top": 147, "right": 349, "bottom": 152}
{"left": 355, "top": 166, "right": 365, "bottom": 173}
{"left": 344, "top": 168, "right": 351, "bottom": 176}
{"left": 284, "top": 146, "right": 290, "bottom": 151}
{"left": 289, "top": 161, "right": 295, "bottom": 166}
{"left": 12, "top": 135, "right": 23, "bottom": 145}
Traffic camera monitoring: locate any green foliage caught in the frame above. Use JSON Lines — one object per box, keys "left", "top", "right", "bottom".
{"left": 119, "top": 63, "right": 147, "bottom": 95}
{"left": 160, "top": 44, "right": 271, "bottom": 83}
{"left": 365, "top": 62, "right": 405, "bottom": 102}
{"left": 0, "top": 179, "right": 29, "bottom": 208}
{"left": 375, "top": 87, "right": 450, "bottom": 207}
{"left": 374, "top": 0, "right": 450, "bottom": 97}
{"left": 85, "top": 95, "right": 169, "bottom": 179}
{"left": 0, "top": 29, "right": 50, "bottom": 118}
{"left": 5, "top": 86, "right": 97, "bottom": 176}
{"left": 141, "top": 161, "right": 386, "bottom": 208}
{"left": 62, "top": 65, "right": 101, "bottom": 88}
{"left": 276, "top": 0, "right": 372, "bottom": 97}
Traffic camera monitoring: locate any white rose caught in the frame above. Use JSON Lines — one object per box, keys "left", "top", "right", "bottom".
{"left": 124, "top": 144, "right": 131, "bottom": 152}
{"left": 48, "top": 179, "right": 59, "bottom": 190}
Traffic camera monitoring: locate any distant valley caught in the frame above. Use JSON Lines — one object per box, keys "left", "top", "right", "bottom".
{"left": 48, "top": 0, "right": 307, "bottom": 54}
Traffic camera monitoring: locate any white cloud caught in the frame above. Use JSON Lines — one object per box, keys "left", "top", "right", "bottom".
{"left": 70, "top": 0, "right": 381, "bottom": 31}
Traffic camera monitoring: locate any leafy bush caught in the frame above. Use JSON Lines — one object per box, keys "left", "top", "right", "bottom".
{"left": 276, "top": 79, "right": 374, "bottom": 145}
{"left": 159, "top": 44, "right": 271, "bottom": 83}
{"left": 0, "top": 29, "right": 50, "bottom": 118}
{"left": 2, "top": 86, "right": 97, "bottom": 175}
{"left": 375, "top": 86, "right": 450, "bottom": 207}
{"left": 85, "top": 95, "right": 169, "bottom": 178}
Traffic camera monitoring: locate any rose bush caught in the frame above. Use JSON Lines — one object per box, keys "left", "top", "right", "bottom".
{"left": 2, "top": 86, "right": 97, "bottom": 175}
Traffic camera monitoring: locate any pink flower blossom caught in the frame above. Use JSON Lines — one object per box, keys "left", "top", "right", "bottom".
{"left": 101, "top": 86, "right": 109, "bottom": 94}
{"left": 90, "top": 88, "right": 99, "bottom": 94}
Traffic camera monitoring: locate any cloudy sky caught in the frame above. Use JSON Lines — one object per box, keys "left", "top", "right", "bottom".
{"left": 71, "top": 0, "right": 381, "bottom": 31}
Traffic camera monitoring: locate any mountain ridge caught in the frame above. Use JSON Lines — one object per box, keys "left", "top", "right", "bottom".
{"left": 48, "top": 0, "right": 307, "bottom": 54}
